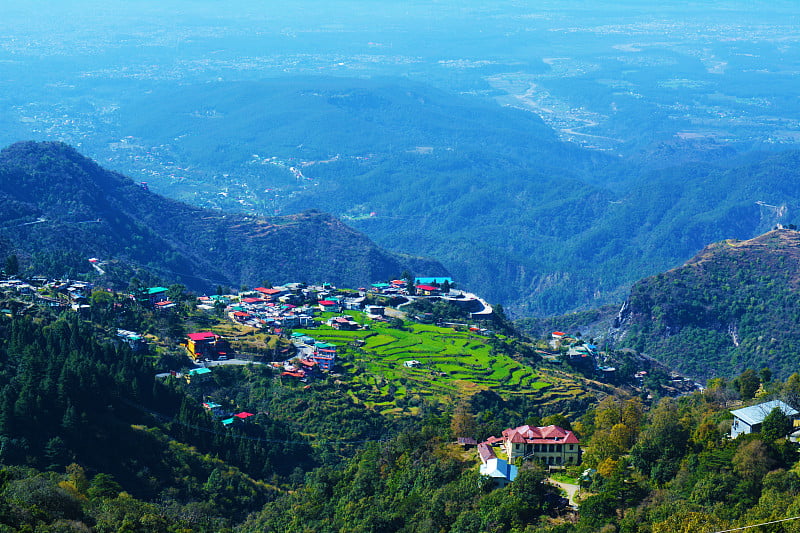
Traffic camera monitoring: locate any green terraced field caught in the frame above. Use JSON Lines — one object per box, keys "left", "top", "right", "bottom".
{"left": 295, "top": 314, "right": 557, "bottom": 412}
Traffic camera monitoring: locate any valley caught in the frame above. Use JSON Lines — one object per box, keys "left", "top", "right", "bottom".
{"left": 3, "top": 2, "right": 800, "bottom": 316}
{"left": 3, "top": 2, "right": 800, "bottom": 531}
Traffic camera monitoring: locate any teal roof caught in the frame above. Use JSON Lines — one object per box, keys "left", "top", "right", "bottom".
{"left": 147, "top": 287, "right": 169, "bottom": 294}
{"left": 222, "top": 418, "right": 234, "bottom": 426}
{"left": 189, "top": 367, "right": 212, "bottom": 376}
{"left": 372, "top": 283, "right": 390, "bottom": 288}
{"left": 316, "top": 342, "right": 336, "bottom": 349}
{"left": 415, "top": 277, "right": 453, "bottom": 285}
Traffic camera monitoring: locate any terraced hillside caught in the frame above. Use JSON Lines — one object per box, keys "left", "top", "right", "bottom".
{"left": 296, "top": 314, "right": 598, "bottom": 416}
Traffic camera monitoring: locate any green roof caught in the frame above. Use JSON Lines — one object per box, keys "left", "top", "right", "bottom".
{"left": 189, "top": 368, "right": 212, "bottom": 376}
{"left": 147, "top": 287, "right": 169, "bottom": 294}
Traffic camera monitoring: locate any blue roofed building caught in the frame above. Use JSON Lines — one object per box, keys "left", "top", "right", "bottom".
{"left": 480, "top": 457, "right": 518, "bottom": 488}
{"left": 730, "top": 399, "right": 799, "bottom": 438}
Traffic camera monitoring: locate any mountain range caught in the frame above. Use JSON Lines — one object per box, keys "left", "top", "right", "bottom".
{"left": 0, "top": 141, "right": 445, "bottom": 291}
{"left": 100, "top": 77, "right": 800, "bottom": 315}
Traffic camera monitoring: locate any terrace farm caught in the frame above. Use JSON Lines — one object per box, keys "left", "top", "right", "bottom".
{"left": 289, "top": 315, "right": 598, "bottom": 417}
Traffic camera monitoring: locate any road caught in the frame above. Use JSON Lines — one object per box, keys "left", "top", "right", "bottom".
{"left": 548, "top": 478, "right": 580, "bottom": 509}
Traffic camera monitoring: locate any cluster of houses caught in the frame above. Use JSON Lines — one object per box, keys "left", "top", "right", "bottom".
{"left": 218, "top": 285, "right": 318, "bottom": 332}
{"left": 470, "top": 424, "right": 582, "bottom": 487}
{"left": 282, "top": 332, "right": 339, "bottom": 377}
{"left": 201, "top": 401, "right": 256, "bottom": 427}
{"left": 368, "top": 277, "right": 454, "bottom": 296}
{"left": 0, "top": 277, "right": 95, "bottom": 313}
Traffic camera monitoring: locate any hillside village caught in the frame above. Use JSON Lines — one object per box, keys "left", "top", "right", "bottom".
{"left": 0, "top": 267, "right": 709, "bottom": 494}
{"left": 6, "top": 260, "right": 800, "bottom": 532}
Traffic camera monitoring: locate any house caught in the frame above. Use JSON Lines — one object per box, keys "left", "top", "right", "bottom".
{"left": 365, "top": 305, "right": 385, "bottom": 317}
{"left": 255, "top": 287, "right": 287, "bottom": 300}
{"left": 310, "top": 342, "right": 336, "bottom": 371}
{"left": 478, "top": 442, "right": 497, "bottom": 463}
{"left": 415, "top": 284, "right": 441, "bottom": 296}
{"left": 550, "top": 332, "right": 569, "bottom": 350}
{"left": 327, "top": 316, "right": 359, "bottom": 330}
{"left": 202, "top": 401, "right": 223, "bottom": 416}
{"left": 231, "top": 310, "right": 251, "bottom": 322}
{"left": 234, "top": 412, "right": 255, "bottom": 420}
{"left": 480, "top": 458, "right": 518, "bottom": 488}
{"left": 458, "top": 437, "right": 477, "bottom": 449}
{"left": 318, "top": 300, "right": 340, "bottom": 312}
{"left": 404, "top": 360, "right": 422, "bottom": 368}
{"left": 371, "top": 283, "right": 391, "bottom": 293}
{"left": 730, "top": 399, "right": 799, "bottom": 438}
{"left": 117, "top": 329, "right": 147, "bottom": 352}
{"left": 186, "top": 367, "right": 212, "bottom": 383}
{"left": 415, "top": 277, "right": 453, "bottom": 286}
{"left": 186, "top": 332, "right": 231, "bottom": 361}
{"left": 501, "top": 425, "right": 581, "bottom": 466}
{"left": 146, "top": 287, "right": 169, "bottom": 305}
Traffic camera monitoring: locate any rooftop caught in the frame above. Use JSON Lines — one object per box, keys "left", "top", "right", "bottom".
{"left": 731, "top": 400, "right": 799, "bottom": 426}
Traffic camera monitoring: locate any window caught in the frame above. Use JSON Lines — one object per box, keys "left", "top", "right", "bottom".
{"left": 569, "top": 444, "right": 574, "bottom": 450}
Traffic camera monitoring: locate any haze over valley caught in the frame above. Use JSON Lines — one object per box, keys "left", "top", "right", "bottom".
{"left": 2, "top": 0, "right": 799, "bottom": 315}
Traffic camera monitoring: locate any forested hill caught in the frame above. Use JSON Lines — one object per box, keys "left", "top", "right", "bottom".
{"left": 614, "top": 229, "right": 800, "bottom": 380}
{"left": 0, "top": 141, "right": 445, "bottom": 291}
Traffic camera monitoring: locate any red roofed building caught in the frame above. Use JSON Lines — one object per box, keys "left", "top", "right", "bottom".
{"left": 415, "top": 284, "right": 440, "bottom": 296}
{"left": 255, "top": 287, "right": 286, "bottom": 300}
{"left": 501, "top": 425, "right": 581, "bottom": 466}
{"left": 318, "top": 300, "right": 339, "bottom": 312}
{"left": 234, "top": 412, "right": 255, "bottom": 420}
{"left": 477, "top": 442, "right": 497, "bottom": 464}
{"left": 186, "top": 332, "right": 231, "bottom": 361}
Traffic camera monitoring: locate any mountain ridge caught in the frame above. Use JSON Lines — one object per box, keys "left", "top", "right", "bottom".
{"left": 613, "top": 229, "right": 800, "bottom": 380}
{"left": 0, "top": 141, "right": 445, "bottom": 290}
